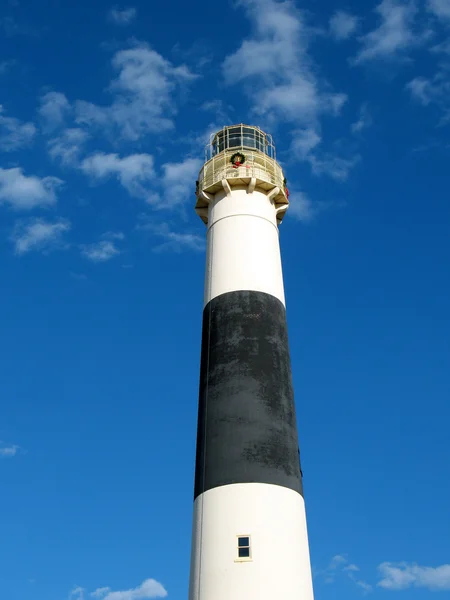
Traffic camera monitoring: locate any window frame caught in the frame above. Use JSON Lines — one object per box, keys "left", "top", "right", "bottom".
{"left": 235, "top": 534, "right": 252, "bottom": 562}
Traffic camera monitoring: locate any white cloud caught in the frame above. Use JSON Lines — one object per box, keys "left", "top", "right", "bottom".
{"left": 327, "top": 554, "right": 348, "bottom": 577}
{"left": 11, "top": 218, "right": 71, "bottom": 255}
{"left": 291, "top": 127, "right": 322, "bottom": 160}
{"left": 0, "top": 105, "right": 36, "bottom": 151}
{"left": 108, "top": 7, "right": 137, "bottom": 25}
{"left": 344, "top": 563, "right": 361, "bottom": 572}
{"left": 138, "top": 216, "right": 204, "bottom": 252}
{"left": 80, "top": 152, "right": 155, "bottom": 199}
{"left": 222, "top": 0, "right": 346, "bottom": 126}
{"left": 254, "top": 77, "right": 346, "bottom": 124}
{"left": 0, "top": 59, "right": 16, "bottom": 74}
{"left": 221, "top": 0, "right": 356, "bottom": 188}
{"left": 353, "top": 0, "right": 421, "bottom": 64}
{"left": 378, "top": 562, "right": 450, "bottom": 590}
{"left": 431, "top": 38, "right": 450, "bottom": 53}
{"left": 291, "top": 127, "right": 359, "bottom": 181}
{"left": 91, "top": 588, "right": 111, "bottom": 598}
{"left": 158, "top": 157, "right": 203, "bottom": 208}
{"left": 309, "top": 153, "right": 360, "bottom": 181}
{"left": 91, "top": 579, "right": 167, "bottom": 600}
{"left": 0, "top": 167, "right": 63, "bottom": 210}
{"left": 356, "top": 579, "right": 374, "bottom": 593}
{"left": 39, "top": 91, "right": 71, "bottom": 132}
{"left": 149, "top": 223, "right": 204, "bottom": 253}
{"left": 407, "top": 68, "right": 450, "bottom": 122}
{"left": 48, "top": 128, "right": 90, "bottom": 166}
{"left": 70, "top": 587, "right": 86, "bottom": 600}
{"left": 103, "top": 231, "right": 125, "bottom": 241}
{"left": 329, "top": 10, "right": 360, "bottom": 40}
{"left": 155, "top": 230, "right": 204, "bottom": 253}
{"left": 75, "top": 43, "right": 197, "bottom": 141}
{"left": 427, "top": 0, "right": 450, "bottom": 19}
{"left": 407, "top": 77, "right": 434, "bottom": 104}
{"left": 287, "top": 190, "right": 319, "bottom": 222}
{"left": 321, "top": 554, "right": 373, "bottom": 593}
{"left": 81, "top": 240, "right": 121, "bottom": 262}
{"left": 351, "top": 104, "right": 372, "bottom": 133}
{"left": 0, "top": 443, "right": 19, "bottom": 457}
{"left": 80, "top": 153, "right": 201, "bottom": 209}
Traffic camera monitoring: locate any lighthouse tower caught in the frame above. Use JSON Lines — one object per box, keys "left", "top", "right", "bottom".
{"left": 189, "top": 125, "right": 314, "bottom": 600}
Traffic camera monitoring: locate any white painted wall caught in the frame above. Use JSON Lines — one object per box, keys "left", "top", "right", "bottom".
{"left": 204, "top": 187, "right": 285, "bottom": 307}
{"left": 189, "top": 483, "right": 315, "bottom": 600}
{"left": 192, "top": 185, "right": 315, "bottom": 600}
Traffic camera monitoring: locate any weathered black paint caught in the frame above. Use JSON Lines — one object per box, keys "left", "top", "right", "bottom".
{"left": 194, "top": 290, "right": 304, "bottom": 499}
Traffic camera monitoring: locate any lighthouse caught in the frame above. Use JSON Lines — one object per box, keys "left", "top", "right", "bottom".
{"left": 189, "top": 125, "right": 314, "bottom": 600}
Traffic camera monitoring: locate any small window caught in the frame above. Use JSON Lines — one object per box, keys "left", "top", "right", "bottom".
{"left": 237, "top": 536, "right": 251, "bottom": 559}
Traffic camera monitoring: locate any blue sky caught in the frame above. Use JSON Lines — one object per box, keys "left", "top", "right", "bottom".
{"left": 1, "top": 0, "right": 449, "bottom": 598}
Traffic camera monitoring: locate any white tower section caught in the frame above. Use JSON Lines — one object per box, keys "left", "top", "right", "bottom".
{"left": 189, "top": 125, "right": 315, "bottom": 600}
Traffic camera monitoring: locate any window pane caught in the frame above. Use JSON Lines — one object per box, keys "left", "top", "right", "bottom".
{"left": 238, "top": 547, "right": 250, "bottom": 558}
{"left": 214, "top": 132, "right": 225, "bottom": 154}
{"left": 242, "top": 137, "right": 255, "bottom": 149}
{"left": 238, "top": 537, "right": 250, "bottom": 547}
{"left": 210, "top": 127, "right": 272, "bottom": 156}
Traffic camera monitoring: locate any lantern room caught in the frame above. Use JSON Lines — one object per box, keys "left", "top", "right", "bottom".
{"left": 195, "top": 124, "right": 290, "bottom": 226}
{"left": 207, "top": 124, "right": 276, "bottom": 160}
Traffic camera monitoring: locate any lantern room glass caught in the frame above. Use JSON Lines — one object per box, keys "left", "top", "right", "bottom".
{"left": 208, "top": 125, "right": 275, "bottom": 160}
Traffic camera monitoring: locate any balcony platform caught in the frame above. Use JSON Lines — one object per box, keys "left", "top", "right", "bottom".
{"left": 195, "top": 148, "right": 289, "bottom": 225}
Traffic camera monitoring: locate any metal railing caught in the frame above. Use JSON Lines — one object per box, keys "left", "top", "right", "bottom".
{"left": 198, "top": 149, "right": 285, "bottom": 192}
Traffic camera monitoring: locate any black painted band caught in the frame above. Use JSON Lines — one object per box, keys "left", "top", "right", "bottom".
{"left": 194, "top": 290, "right": 304, "bottom": 499}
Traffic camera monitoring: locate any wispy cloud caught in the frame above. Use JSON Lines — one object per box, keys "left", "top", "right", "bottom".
{"left": 291, "top": 127, "right": 360, "bottom": 181}
{"left": 290, "top": 127, "right": 322, "bottom": 160}
{"left": 0, "top": 105, "right": 36, "bottom": 151}
{"left": 287, "top": 190, "right": 319, "bottom": 222}
{"left": 308, "top": 152, "right": 360, "bottom": 181}
{"left": 0, "top": 16, "right": 19, "bottom": 37}
{"left": 39, "top": 91, "right": 71, "bottom": 132}
{"left": 329, "top": 10, "right": 360, "bottom": 40}
{"left": 90, "top": 579, "right": 167, "bottom": 599}
{"left": 221, "top": 0, "right": 361, "bottom": 187}
{"left": 157, "top": 157, "right": 203, "bottom": 208}
{"left": 138, "top": 219, "right": 204, "bottom": 253}
{"left": 108, "top": 7, "right": 137, "bottom": 25}
{"left": 407, "top": 66, "right": 450, "bottom": 123}
{"left": 80, "top": 152, "right": 155, "bottom": 199}
{"left": 0, "top": 443, "right": 20, "bottom": 458}
{"left": 80, "top": 238, "right": 122, "bottom": 263}
{"left": 320, "top": 554, "right": 373, "bottom": 594}
{"left": 351, "top": 104, "right": 373, "bottom": 133}
{"left": 102, "top": 231, "right": 125, "bottom": 241}
{"left": 0, "top": 59, "right": 16, "bottom": 74}
{"left": 80, "top": 152, "right": 201, "bottom": 209}
{"left": 427, "top": 0, "right": 450, "bottom": 20}
{"left": 378, "top": 562, "right": 450, "bottom": 590}
{"left": 39, "top": 44, "right": 197, "bottom": 144}
{"left": 324, "top": 554, "right": 349, "bottom": 583}
{"left": 70, "top": 587, "right": 85, "bottom": 600}
{"left": 431, "top": 38, "right": 450, "bottom": 54}
{"left": 11, "top": 217, "right": 71, "bottom": 255}
{"left": 353, "top": 0, "right": 423, "bottom": 64}
{"left": 91, "top": 588, "right": 110, "bottom": 598}
{"left": 48, "top": 128, "right": 90, "bottom": 166}
{"left": 75, "top": 43, "right": 197, "bottom": 141}
{"left": 0, "top": 167, "right": 63, "bottom": 210}
{"left": 222, "top": 0, "right": 346, "bottom": 127}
